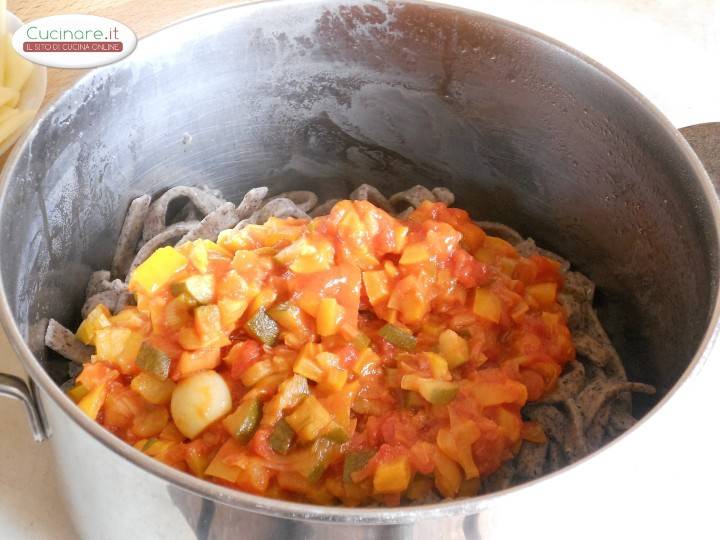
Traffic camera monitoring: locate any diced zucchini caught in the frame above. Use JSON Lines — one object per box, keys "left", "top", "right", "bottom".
{"left": 417, "top": 378, "right": 458, "bottom": 405}
{"left": 322, "top": 421, "right": 349, "bottom": 443}
{"left": 269, "top": 418, "right": 295, "bottom": 455}
{"left": 285, "top": 395, "right": 332, "bottom": 442}
{"left": 406, "top": 474, "right": 434, "bottom": 501}
{"left": 373, "top": 456, "right": 411, "bottom": 494}
{"left": 402, "top": 390, "right": 425, "bottom": 409}
{"left": 245, "top": 306, "right": 279, "bottom": 346}
{"left": 136, "top": 342, "right": 171, "bottom": 380}
{"left": 438, "top": 329, "right": 469, "bottom": 369}
{"left": 262, "top": 374, "right": 310, "bottom": 425}
{"left": 170, "top": 274, "right": 215, "bottom": 304}
{"left": 343, "top": 450, "right": 375, "bottom": 483}
{"left": 302, "top": 437, "right": 340, "bottom": 482}
{"left": 130, "top": 372, "right": 176, "bottom": 405}
{"left": 222, "top": 398, "right": 262, "bottom": 443}
{"left": 378, "top": 324, "right": 416, "bottom": 351}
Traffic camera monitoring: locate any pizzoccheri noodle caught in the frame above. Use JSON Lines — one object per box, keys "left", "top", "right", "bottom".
{"left": 45, "top": 183, "right": 655, "bottom": 500}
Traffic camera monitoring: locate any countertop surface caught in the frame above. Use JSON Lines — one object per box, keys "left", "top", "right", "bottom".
{"left": 1, "top": 0, "right": 719, "bottom": 539}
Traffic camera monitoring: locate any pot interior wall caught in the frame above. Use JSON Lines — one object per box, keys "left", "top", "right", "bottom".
{"left": 1, "top": 1, "right": 716, "bottom": 418}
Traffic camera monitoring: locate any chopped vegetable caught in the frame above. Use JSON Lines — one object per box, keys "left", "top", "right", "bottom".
{"left": 373, "top": 456, "right": 411, "bottom": 494}
{"left": 130, "top": 372, "right": 175, "bottom": 405}
{"left": 136, "top": 342, "right": 172, "bottom": 380}
{"left": 473, "top": 287, "right": 502, "bottom": 323}
{"left": 75, "top": 304, "right": 112, "bottom": 345}
{"left": 170, "top": 370, "right": 231, "bottom": 438}
{"left": 285, "top": 395, "right": 332, "bottom": 442}
{"left": 171, "top": 274, "right": 215, "bottom": 304}
{"left": 437, "top": 329, "right": 469, "bottom": 369}
{"left": 245, "top": 306, "right": 280, "bottom": 346}
{"left": 343, "top": 450, "right": 375, "bottom": 483}
{"left": 67, "top": 383, "right": 89, "bottom": 403}
{"left": 72, "top": 196, "right": 580, "bottom": 506}
{"left": 77, "top": 382, "right": 109, "bottom": 420}
{"left": 316, "top": 297, "right": 343, "bottom": 336}
{"left": 269, "top": 418, "right": 295, "bottom": 454}
{"left": 378, "top": 323, "right": 416, "bottom": 350}
{"left": 130, "top": 246, "right": 188, "bottom": 294}
{"left": 223, "top": 398, "right": 262, "bottom": 443}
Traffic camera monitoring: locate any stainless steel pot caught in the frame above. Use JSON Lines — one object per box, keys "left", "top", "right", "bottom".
{"left": 1, "top": 1, "right": 719, "bottom": 538}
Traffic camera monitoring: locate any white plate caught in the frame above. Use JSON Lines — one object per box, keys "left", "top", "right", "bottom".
{"left": 0, "top": 11, "right": 48, "bottom": 156}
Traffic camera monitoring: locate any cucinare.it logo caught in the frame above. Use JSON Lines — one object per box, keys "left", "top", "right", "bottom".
{"left": 12, "top": 14, "right": 137, "bottom": 69}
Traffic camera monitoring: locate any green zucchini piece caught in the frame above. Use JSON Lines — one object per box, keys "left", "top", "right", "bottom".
{"left": 136, "top": 342, "right": 171, "bottom": 380}
{"left": 222, "top": 398, "right": 262, "bottom": 443}
{"left": 342, "top": 449, "right": 376, "bottom": 483}
{"left": 269, "top": 418, "right": 295, "bottom": 455}
{"left": 378, "top": 324, "right": 416, "bottom": 351}
{"left": 417, "top": 379, "right": 458, "bottom": 405}
{"left": 245, "top": 307, "right": 280, "bottom": 346}
{"left": 170, "top": 274, "right": 214, "bottom": 305}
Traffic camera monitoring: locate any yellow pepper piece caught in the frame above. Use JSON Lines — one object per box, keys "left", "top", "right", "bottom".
{"left": 526, "top": 282, "right": 558, "bottom": 307}
{"left": 316, "top": 297, "right": 343, "bottom": 337}
{"left": 433, "top": 449, "right": 463, "bottom": 498}
{"left": 75, "top": 304, "right": 112, "bottom": 345}
{"left": 399, "top": 243, "right": 430, "bottom": 265}
{"left": 362, "top": 270, "right": 390, "bottom": 306}
{"left": 77, "top": 382, "right": 109, "bottom": 420}
{"left": 426, "top": 352, "right": 451, "bottom": 381}
{"left": 373, "top": 456, "right": 411, "bottom": 494}
{"left": 130, "top": 246, "right": 188, "bottom": 295}
{"left": 473, "top": 287, "right": 502, "bottom": 323}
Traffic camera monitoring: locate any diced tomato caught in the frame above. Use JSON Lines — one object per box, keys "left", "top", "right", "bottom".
{"left": 228, "top": 340, "right": 263, "bottom": 380}
{"left": 451, "top": 249, "right": 490, "bottom": 288}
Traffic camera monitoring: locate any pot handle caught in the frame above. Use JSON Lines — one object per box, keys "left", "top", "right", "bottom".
{"left": 0, "top": 374, "right": 49, "bottom": 442}
{"left": 679, "top": 122, "right": 720, "bottom": 187}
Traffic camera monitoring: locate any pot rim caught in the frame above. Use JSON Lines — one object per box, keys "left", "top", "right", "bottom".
{"left": 1, "top": 0, "right": 718, "bottom": 525}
